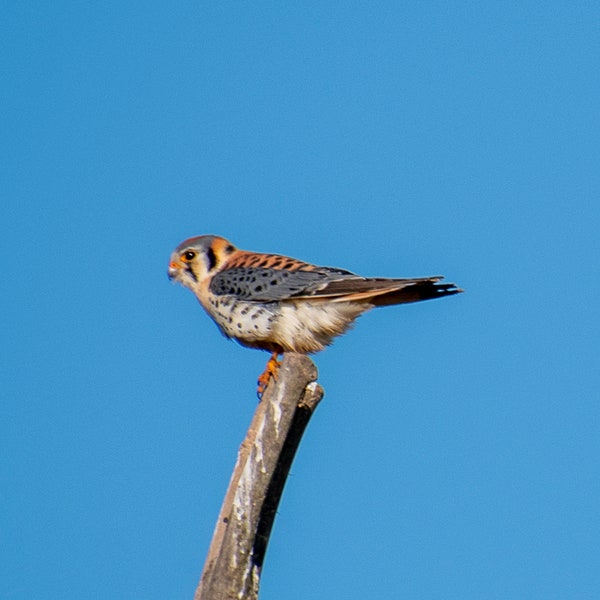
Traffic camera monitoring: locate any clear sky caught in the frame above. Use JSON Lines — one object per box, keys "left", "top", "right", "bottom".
{"left": 2, "top": 3, "right": 599, "bottom": 599}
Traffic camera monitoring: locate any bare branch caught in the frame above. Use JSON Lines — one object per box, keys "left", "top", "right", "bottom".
{"left": 194, "top": 353, "right": 324, "bottom": 600}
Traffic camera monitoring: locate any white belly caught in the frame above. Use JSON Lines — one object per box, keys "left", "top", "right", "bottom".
{"left": 272, "top": 300, "right": 369, "bottom": 353}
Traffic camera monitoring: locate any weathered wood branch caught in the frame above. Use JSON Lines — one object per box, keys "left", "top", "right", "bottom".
{"left": 194, "top": 353, "right": 324, "bottom": 600}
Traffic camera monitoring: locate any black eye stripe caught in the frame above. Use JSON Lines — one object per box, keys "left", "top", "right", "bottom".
{"left": 206, "top": 247, "right": 218, "bottom": 271}
{"left": 184, "top": 262, "right": 198, "bottom": 282}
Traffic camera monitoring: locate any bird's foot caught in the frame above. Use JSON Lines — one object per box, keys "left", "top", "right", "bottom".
{"left": 257, "top": 353, "right": 282, "bottom": 399}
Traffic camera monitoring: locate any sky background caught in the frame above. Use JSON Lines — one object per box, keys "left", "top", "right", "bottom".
{"left": 2, "top": 2, "right": 599, "bottom": 599}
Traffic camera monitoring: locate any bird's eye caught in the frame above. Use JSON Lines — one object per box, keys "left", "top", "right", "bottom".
{"left": 181, "top": 250, "right": 196, "bottom": 261}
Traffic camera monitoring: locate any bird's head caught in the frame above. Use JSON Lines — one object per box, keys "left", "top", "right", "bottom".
{"left": 168, "top": 235, "right": 237, "bottom": 290}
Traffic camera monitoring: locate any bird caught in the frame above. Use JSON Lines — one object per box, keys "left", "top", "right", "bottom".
{"left": 168, "top": 235, "right": 462, "bottom": 396}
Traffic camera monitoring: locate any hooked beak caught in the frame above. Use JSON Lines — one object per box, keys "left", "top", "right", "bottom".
{"left": 168, "top": 260, "right": 182, "bottom": 280}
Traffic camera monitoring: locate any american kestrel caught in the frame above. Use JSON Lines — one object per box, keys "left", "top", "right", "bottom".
{"left": 168, "top": 235, "right": 462, "bottom": 396}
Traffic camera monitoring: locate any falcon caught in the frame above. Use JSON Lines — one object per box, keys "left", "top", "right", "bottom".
{"left": 168, "top": 235, "right": 462, "bottom": 395}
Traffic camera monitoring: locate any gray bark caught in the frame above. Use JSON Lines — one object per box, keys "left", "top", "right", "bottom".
{"left": 194, "top": 353, "right": 324, "bottom": 600}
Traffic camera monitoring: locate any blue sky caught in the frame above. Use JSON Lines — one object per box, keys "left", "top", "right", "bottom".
{"left": 2, "top": 3, "right": 599, "bottom": 599}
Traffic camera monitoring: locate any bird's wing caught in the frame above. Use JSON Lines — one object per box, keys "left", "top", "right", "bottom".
{"left": 210, "top": 267, "right": 460, "bottom": 304}
{"left": 318, "top": 277, "right": 462, "bottom": 305}
{"left": 209, "top": 267, "right": 333, "bottom": 301}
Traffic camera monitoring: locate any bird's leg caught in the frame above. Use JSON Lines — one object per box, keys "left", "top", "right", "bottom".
{"left": 257, "top": 352, "right": 282, "bottom": 398}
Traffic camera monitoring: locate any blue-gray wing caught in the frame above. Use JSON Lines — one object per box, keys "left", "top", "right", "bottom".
{"left": 210, "top": 267, "right": 462, "bottom": 305}
{"left": 209, "top": 267, "right": 354, "bottom": 301}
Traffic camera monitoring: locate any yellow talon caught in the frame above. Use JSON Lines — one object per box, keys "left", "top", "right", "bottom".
{"left": 257, "top": 353, "right": 281, "bottom": 398}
